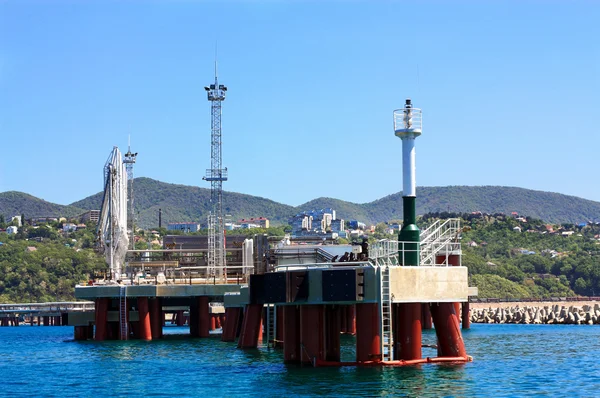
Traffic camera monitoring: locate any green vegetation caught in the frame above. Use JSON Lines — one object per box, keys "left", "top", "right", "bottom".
{"left": 423, "top": 212, "right": 600, "bottom": 299}
{"left": 0, "top": 224, "right": 105, "bottom": 303}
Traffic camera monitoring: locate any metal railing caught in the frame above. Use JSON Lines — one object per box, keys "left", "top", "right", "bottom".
{"left": 274, "top": 261, "right": 374, "bottom": 272}
{"left": 420, "top": 218, "right": 461, "bottom": 266}
{"left": 0, "top": 301, "right": 95, "bottom": 315}
{"left": 369, "top": 237, "right": 462, "bottom": 267}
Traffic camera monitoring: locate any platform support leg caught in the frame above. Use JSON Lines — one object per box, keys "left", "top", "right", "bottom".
{"left": 94, "top": 298, "right": 108, "bottom": 341}
{"left": 394, "top": 303, "right": 422, "bottom": 360}
{"left": 355, "top": 303, "right": 381, "bottom": 363}
{"left": 325, "top": 305, "right": 341, "bottom": 362}
{"left": 422, "top": 303, "right": 433, "bottom": 330}
{"left": 150, "top": 298, "right": 163, "bottom": 339}
{"left": 462, "top": 302, "right": 471, "bottom": 330}
{"left": 430, "top": 302, "right": 467, "bottom": 358}
{"left": 222, "top": 307, "right": 241, "bottom": 342}
{"left": 138, "top": 297, "right": 152, "bottom": 341}
{"left": 283, "top": 305, "right": 300, "bottom": 363}
{"left": 238, "top": 304, "right": 263, "bottom": 348}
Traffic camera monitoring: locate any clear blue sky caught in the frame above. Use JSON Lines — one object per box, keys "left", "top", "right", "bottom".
{"left": 0, "top": 1, "right": 598, "bottom": 207}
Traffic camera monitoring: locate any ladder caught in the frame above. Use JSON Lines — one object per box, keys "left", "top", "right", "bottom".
{"left": 119, "top": 285, "right": 128, "bottom": 340}
{"left": 380, "top": 266, "right": 393, "bottom": 361}
{"left": 265, "top": 304, "right": 276, "bottom": 348}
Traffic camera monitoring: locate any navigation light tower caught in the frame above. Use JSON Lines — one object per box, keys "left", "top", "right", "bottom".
{"left": 123, "top": 137, "right": 138, "bottom": 250}
{"left": 394, "top": 99, "right": 422, "bottom": 265}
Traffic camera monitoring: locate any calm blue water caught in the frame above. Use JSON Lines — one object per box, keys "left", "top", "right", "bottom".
{"left": 1, "top": 324, "right": 599, "bottom": 397}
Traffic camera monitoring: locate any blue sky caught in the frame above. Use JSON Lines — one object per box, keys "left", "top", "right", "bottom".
{"left": 0, "top": 1, "right": 598, "bottom": 207}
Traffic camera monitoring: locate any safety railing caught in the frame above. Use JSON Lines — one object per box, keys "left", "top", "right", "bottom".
{"left": 0, "top": 302, "right": 95, "bottom": 314}
{"left": 274, "top": 261, "right": 374, "bottom": 272}
{"left": 369, "top": 238, "right": 461, "bottom": 267}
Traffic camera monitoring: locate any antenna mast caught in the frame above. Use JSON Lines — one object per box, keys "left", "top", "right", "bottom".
{"left": 203, "top": 60, "right": 228, "bottom": 281}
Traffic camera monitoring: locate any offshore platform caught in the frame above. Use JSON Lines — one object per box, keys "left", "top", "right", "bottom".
{"left": 68, "top": 95, "right": 475, "bottom": 366}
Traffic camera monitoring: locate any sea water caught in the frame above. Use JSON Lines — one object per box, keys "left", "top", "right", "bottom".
{"left": 0, "top": 324, "right": 599, "bottom": 397}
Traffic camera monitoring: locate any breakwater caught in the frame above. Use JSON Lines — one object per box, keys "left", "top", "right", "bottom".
{"left": 470, "top": 301, "right": 600, "bottom": 325}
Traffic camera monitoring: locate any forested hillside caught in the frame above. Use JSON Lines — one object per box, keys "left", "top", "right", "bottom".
{"left": 433, "top": 212, "right": 600, "bottom": 299}
{"left": 2, "top": 179, "right": 600, "bottom": 228}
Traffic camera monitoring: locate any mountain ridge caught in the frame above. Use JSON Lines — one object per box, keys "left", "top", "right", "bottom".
{"left": 1, "top": 178, "right": 599, "bottom": 228}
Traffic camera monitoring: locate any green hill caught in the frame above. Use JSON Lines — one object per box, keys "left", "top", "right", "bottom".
{"left": 70, "top": 177, "right": 296, "bottom": 229}
{"left": 2, "top": 180, "right": 599, "bottom": 228}
{"left": 0, "top": 191, "right": 84, "bottom": 220}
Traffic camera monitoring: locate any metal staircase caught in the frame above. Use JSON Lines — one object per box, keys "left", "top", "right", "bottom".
{"left": 265, "top": 304, "right": 276, "bottom": 348}
{"left": 119, "top": 285, "right": 128, "bottom": 340}
{"left": 380, "top": 266, "right": 393, "bottom": 361}
{"left": 419, "top": 218, "right": 461, "bottom": 266}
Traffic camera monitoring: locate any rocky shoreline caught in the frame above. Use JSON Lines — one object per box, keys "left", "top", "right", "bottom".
{"left": 470, "top": 301, "right": 600, "bottom": 325}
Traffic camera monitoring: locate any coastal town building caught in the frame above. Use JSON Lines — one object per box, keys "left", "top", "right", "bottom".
{"left": 80, "top": 210, "right": 100, "bottom": 224}
{"left": 167, "top": 222, "right": 201, "bottom": 233}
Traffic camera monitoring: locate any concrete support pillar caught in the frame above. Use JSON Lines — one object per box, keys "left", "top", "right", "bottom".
{"left": 237, "top": 304, "right": 263, "bottom": 349}
{"left": 138, "top": 297, "right": 152, "bottom": 341}
{"left": 149, "top": 298, "right": 163, "bottom": 339}
{"left": 94, "top": 298, "right": 109, "bottom": 341}
{"left": 221, "top": 307, "right": 241, "bottom": 342}
{"left": 43, "top": 316, "right": 50, "bottom": 326}
{"left": 422, "top": 303, "right": 433, "bottom": 330}
{"left": 324, "top": 305, "right": 341, "bottom": 362}
{"left": 283, "top": 305, "right": 300, "bottom": 363}
{"left": 462, "top": 302, "right": 471, "bottom": 330}
{"left": 355, "top": 303, "right": 381, "bottom": 363}
{"left": 430, "top": 302, "right": 467, "bottom": 358}
{"left": 394, "top": 303, "right": 422, "bottom": 360}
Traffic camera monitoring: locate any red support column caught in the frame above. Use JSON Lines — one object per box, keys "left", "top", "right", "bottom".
{"left": 215, "top": 314, "right": 222, "bottom": 329}
{"left": 355, "top": 303, "right": 381, "bottom": 363}
{"left": 219, "top": 314, "right": 225, "bottom": 329}
{"left": 74, "top": 326, "right": 88, "bottom": 340}
{"left": 94, "top": 298, "right": 108, "bottom": 341}
{"left": 221, "top": 307, "right": 241, "bottom": 342}
{"left": 462, "top": 302, "right": 471, "bottom": 330}
{"left": 150, "top": 298, "right": 163, "bottom": 339}
{"left": 237, "top": 304, "right": 263, "bottom": 348}
{"left": 283, "top": 306, "right": 301, "bottom": 363}
{"left": 189, "top": 300, "right": 199, "bottom": 337}
{"left": 176, "top": 310, "right": 185, "bottom": 326}
{"left": 138, "top": 297, "right": 152, "bottom": 341}
{"left": 325, "top": 306, "right": 341, "bottom": 362}
{"left": 430, "top": 302, "right": 467, "bottom": 358}
{"left": 347, "top": 305, "right": 356, "bottom": 335}
{"left": 198, "top": 297, "right": 210, "bottom": 337}
{"left": 210, "top": 314, "right": 217, "bottom": 331}
{"left": 340, "top": 305, "right": 347, "bottom": 334}
{"left": 300, "top": 305, "right": 324, "bottom": 365}
{"left": 394, "top": 303, "right": 422, "bottom": 360}
{"left": 422, "top": 303, "right": 433, "bottom": 330}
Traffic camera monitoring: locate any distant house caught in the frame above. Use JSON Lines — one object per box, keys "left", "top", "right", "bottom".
{"left": 513, "top": 226, "right": 522, "bottom": 233}
{"left": 25, "top": 246, "right": 37, "bottom": 252}
{"left": 468, "top": 241, "right": 478, "bottom": 247}
{"left": 63, "top": 223, "right": 77, "bottom": 232}
{"left": 6, "top": 226, "right": 18, "bottom": 235}
{"left": 561, "top": 231, "right": 575, "bottom": 237}
{"left": 238, "top": 217, "right": 269, "bottom": 229}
